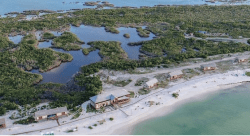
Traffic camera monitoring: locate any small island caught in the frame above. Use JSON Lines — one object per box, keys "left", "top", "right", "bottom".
{"left": 51, "top": 32, "right": 85, "bottom": 51}
{"left": 105, "top": 26, "right": 120, "bottom": 34}
{"left": 123, "top": 33, "right": 130, "bottom": 38}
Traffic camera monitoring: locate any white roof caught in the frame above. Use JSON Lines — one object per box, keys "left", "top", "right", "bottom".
{"left": 34, "top": 107, "right": 67, "bottom": 118}
{"left": 0, "top": 118, "right": 5, "bottom": 124}
{"left": 145, "top": 78, "right": 158, "bottom": 87}
{"left": 236, "top": 56, "right": 248, "bottom": 60}
{"left": 117, "top": 96, "right": 129, "bottom": 101}
{"left": 169, "top": 70, "right": 183, "bottom": 76}
{"left": 90, "top": 89, "right": 130, "bottom": 103}
{"left": 201, "top": 63, "right": 216, "bottom": 68}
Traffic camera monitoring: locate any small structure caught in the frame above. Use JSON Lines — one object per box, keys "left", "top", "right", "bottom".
{"left": 0, "top": 118, "right": 6, "bottom": 128}
{"left": 143, "top": 78, "right": 158, "bottom": 89}
{"left": 168, "top": 70, "right": 184, "bottom": 80}
{"left": 90, "top": 89, "right": 130, "bottom": 109}
{"left": 200, "top": 63, "right": 216, "bottom": 71}
{"left": 197, "top": 31, "right": 207, "bottom": 34}
{"left": 34, "top": 107, "right": 68, "bottom": 121}
{"left": 235, "top": 57, "right": 248, "bottom": 63}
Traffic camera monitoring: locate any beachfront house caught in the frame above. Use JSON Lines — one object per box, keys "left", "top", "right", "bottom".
{"left": 0, "top": 118, "right": 6, "bottom": 129}
{"left": 200, "top": 63, "right": 216, "bottom": 71}
{"left": 34, "top": 107, "right": 68, "bottom": 121}
{"left": 90, "top": 89, "right": 130, "bottom": 109}
{"left": 168, "top": 70, "right": 184, "bottom": 80}
{"left": 235, "top": 57, "right": 248, "bottom": 63}
{"left": 143, "top": 78, "right": 158, "bottom": 89}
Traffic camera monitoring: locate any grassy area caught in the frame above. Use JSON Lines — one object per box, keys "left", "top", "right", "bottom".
{"left": 87, "top": 41, "right": 128, "bottom": 61}
{"left": 245, "top": 72, "right": 250, "bottom": 76}
{"left": 52, "top": 32, "right": 84, "bottom": 51}
{"left": 42, "top": 32, "right": 56, "bottom": 39}
{"left": 129, "top": 91, "right": 135, "bottom": 98}
{"left": 135, "top": 77, "right": 149, "bottom": 86}
{"left": 105, "top": 79, "right": 132, "bottom": 87}
{"left": 71, "top": 107, "right": 82, "bottom": 120}
{"left": 157, "top": 80, "right": 169, "bottom": 88}
{"left": 123, "top": 33, "right": 130, "bottom": 38}
{"left": 14, "top": 116, "right": 37, "bottom": 125}
{"left": 136, "top": 27, "right": 150, "bottom": 37}
{"left": 105, "top": 27, "right": 120, "bottom": 34}
{"left": 138, "top": 88, "right": 151, "bottom": 95}
{"left": 82, "top": 47, "right": 96, "bottom": 55}
{"left": 182, "top": 68, "right": 200, "bottom": 79}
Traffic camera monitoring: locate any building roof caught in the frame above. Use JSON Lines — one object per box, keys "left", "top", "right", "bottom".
{"left": 117, "top": 96, "right": 130, "bottom": 101}
{"left": 34, "top": 107, "right": 67, "bottom": 118}
{"left": 169, "top": 70, "right": 183, "bottom": 76}
{"left": 145, "top": 78, "right": 158, "bottom": 87}
{"left": 236, "top": 56, "right": 248, "bottom": 60}
{"left": 0, "top": 118, "right": 5, "bottom": 125}
{"left": 201, "top": 63, "right": 216, "bottom": 68}
{"left": 90, "top": 89, "right": 130, "bottom": 103}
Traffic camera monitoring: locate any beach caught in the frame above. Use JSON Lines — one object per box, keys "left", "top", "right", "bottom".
{"left": 2, "top": 69, "right": 249, "bottom": 135}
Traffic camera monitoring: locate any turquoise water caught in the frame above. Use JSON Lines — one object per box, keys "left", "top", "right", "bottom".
{"left": 1, "top": 0, "right": 250, "bottom": 16}
{"left": 132, "top": 83, "right": 250, "bottom": 135}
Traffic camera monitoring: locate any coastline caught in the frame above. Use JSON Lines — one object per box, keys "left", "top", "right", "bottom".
{"left": 86, "top": 70, "right": 250, "bottom": 135}
{"left": 2, "top": 69, "right": 250, "bottom": 135}
{"left": 109, "top": 83, "right": 240, "bottom": 135}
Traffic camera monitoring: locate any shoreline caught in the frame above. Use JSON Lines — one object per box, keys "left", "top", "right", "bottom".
{"left": 2, "top": 69, "right": 250, "bottom": 135}
{"left": 86, "top": 70, "right": 250, "bottom": 135}
{"left": 109, "top": 83, "right": 240, "bottom": 135}
{"left": 33, "top": 70, "right": 250, "bottom": 134}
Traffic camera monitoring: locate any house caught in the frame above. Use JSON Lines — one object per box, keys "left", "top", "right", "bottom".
{"left": 168, "top": 70, "right": 184, "bottom": 80}
{"left": 0, "top": 118, "right": 6, "bottom": 128}
{"left": 90, "top": 89, "right": 130, "bottom": 109}
{"left": 235, "top": 57, "right": 248, "bottom": 63}
{"left": 143, "top": 78, "right": 158, "bottom": 89}
{"left": 200, "top": 63, "right": 216, "bottom": 71}
{"left": 189, "top": 33, "right": 193, "bottom": 36}
{"left": 34, "top": 107, "right": 68, "bottom": 121}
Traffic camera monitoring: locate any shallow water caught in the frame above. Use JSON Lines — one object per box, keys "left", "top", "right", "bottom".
{"left": 1, "top": 0, "right": 249, "bottom": 16}
{"left": 70, "top": 25, "right": 155, "bottom": 59}
{"left": 132, "top": 83, "right": 250, "bottom": 135}
{"left": 30, "top": 48, "right": 101, "bottom": 84}
{"left": 30, "top": 25, "right": 154, "bottom": 84}
{"left": 8, "top": 35, "right": 23, "bottom": 44}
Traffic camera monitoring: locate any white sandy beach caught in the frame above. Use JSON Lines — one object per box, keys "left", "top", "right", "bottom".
{"left": 1, "top": 69, "right": 250, "bottom": 135}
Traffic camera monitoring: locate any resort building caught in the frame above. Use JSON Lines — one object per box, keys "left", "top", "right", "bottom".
{"left": 168, "top": 70, "right": 184, "bottom": 80}
{"left": 90, "top": 89, "right": 130, "bottom": 109}
{"left": 34, "top": 107, "right": 68, "bottom": 121}
{"left": 235, "top": 57, "right": 248, "bottom": 63}
{"left": 143, "top": 78, "right": 158, "bottom": 89}
{"left": 200, "top": 63, "right": 216, "bottom": 71}
{"left": 0, "top": 118, "right": 6, "bottom": 129}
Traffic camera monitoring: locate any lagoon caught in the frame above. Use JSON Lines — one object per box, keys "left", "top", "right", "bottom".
{"left": 21, "top": 25, "right": 155, "bottom": 84}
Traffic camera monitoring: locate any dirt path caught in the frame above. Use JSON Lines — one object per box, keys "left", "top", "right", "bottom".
{"left": 119, "top": 54, "right": 250, "bottom": 91}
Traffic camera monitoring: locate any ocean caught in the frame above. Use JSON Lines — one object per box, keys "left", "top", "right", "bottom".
{"left": 132, "top": 83, "right": 250, "bottom": 135}
{"left": 1, "top": 0, "right": 250, "bottom": 16}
